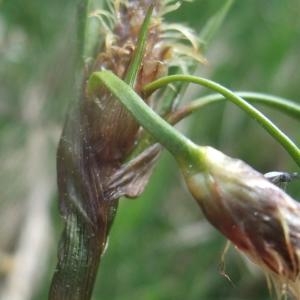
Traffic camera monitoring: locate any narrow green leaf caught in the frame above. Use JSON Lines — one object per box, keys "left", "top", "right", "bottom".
{"left": 169, "top": 92, "right": 300, "bottom": 123}
{"left": 200, "top": 0, "right": 235, "bottom": 47}
{"left": 123, "top": 4, "right": 154, "bottom": 86}
{"left": 144, "top": 75, "right": 300, "bottom": 166}
{"left": 77, "top": 0, "right": 90, "bottom": 68}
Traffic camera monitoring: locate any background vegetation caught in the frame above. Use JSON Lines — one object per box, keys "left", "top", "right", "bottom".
{"left": 0, "top": 1, "right": 299, "bottom": 299}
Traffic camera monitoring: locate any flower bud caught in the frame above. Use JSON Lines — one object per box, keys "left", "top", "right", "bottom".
{"left": 182, "top": 146, "right": 300, "bottom": 298}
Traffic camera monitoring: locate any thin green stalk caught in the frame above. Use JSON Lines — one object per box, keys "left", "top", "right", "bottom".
{"left": 122, "top": 90, "right": 300, "bottom": 160}
{"left": 77, "top": 0, "right": 90, "bottom": 68}
{"left": 144, "top": 75, "right": 300, "bottom": 166}
{"left": 160, "top": 0, "right": 236, "bottom": 116}
{"left": 234, "top": 92, "right": 300, "bottom": 119}
{"left": 168, "top": 91, "right": 300, "bottom": 124}
{"left": 88, "top": 71, "right": 199, "bottom": 164}
{"left": 127, "top": 0, "right": 237, "bottom": 155}
{"left": 123, "top": 4, "right": 153, "bottom": 86}
{"left": 200, "top": 0, "right": 235, "bottom": 47}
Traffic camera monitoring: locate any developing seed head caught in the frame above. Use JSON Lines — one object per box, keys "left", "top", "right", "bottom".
{"left": 92, "top": 1, "right": 164, "bottom": 90}
{"left": 90, "top": 0, "right": 204, "bottom": 94}
{"left": 85, "top": 0, "right": 204, "bottom": 161}
{"left": 183, "top": 146, "right": 300, "bottom": 299}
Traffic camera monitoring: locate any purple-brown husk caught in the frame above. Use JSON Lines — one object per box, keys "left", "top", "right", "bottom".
{"left": 184, "top": 146, "right": 300, "bottom": 299}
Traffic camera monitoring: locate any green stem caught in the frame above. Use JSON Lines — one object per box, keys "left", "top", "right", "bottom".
{"left": 168, "top": 91, "right": 300, "bottom": 124}
{"left": 88, "top": 71, "right": 199, "bottom": 164}
{"left": 234, "top": 92, "right": 300, "bottom": 119}
{"left": 144, "top": 75, "right": 300, "bottom": 166}
{"left": 123, "top": 4, "right": 153, "bottom": 86}
{"left": 200, "top": 0, "right": 235, "bottom": 47}
{"left": 77, "top": 0, "right": 90, "bottom": 68}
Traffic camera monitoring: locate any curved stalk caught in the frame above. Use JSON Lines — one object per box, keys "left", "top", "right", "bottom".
{"left": 168, "top": 91, "right": 300, "bottom": 124}
{"left": 144, "top": 75, "right": 300, "bottom": 166}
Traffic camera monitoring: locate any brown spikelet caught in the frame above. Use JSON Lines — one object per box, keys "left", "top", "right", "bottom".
{"left": 183, "top": 146, "right": 300, "bottom": 300}
{"left": 84, "top": 1, "right": 168, "bottom": 162}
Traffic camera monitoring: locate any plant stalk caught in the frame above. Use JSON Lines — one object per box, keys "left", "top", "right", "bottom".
{"left": 144, "top": 75, "right": 300, "bottom": 166}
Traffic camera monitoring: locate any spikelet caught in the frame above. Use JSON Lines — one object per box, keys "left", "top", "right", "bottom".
{"left": 84, "top": 0, "right": 204, "bottom": 161}
{"left": 183, "top": 146, "right": 300, "bottom": 299}
{"left": 90, "top": 0, "right": 204, "bottom": 88}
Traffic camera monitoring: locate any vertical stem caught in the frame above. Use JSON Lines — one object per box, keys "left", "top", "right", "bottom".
{"left": 49, "top": 214, "right": 105, "bottom": 300}
{"left": 200, "top": 0, "right": 235, "bottom": 46}
{"left": 123, "top": 4, "right": 154, "bottom": 86}
{"left": 77, "top": 0, "right": 90, "bottom": 69}
{"left": 50, "top": 4, "right": 156, "bottom": 300}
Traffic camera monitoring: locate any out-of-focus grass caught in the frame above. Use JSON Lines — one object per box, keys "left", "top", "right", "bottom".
{"left": 0, "top": 1, "right": 299, "bottom": 300}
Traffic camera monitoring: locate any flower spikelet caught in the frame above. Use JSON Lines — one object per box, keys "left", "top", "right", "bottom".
{"left": 184, "top": 146, "right": 300, "bottom": 299}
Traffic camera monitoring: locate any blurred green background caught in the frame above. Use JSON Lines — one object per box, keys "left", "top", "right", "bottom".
{"left": 0, "top": 1, "right": 299, "bottom": 299}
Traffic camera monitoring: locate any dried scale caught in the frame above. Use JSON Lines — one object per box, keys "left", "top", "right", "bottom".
{"left": 49, "top": 1, "right": 202, "bottom": 299}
